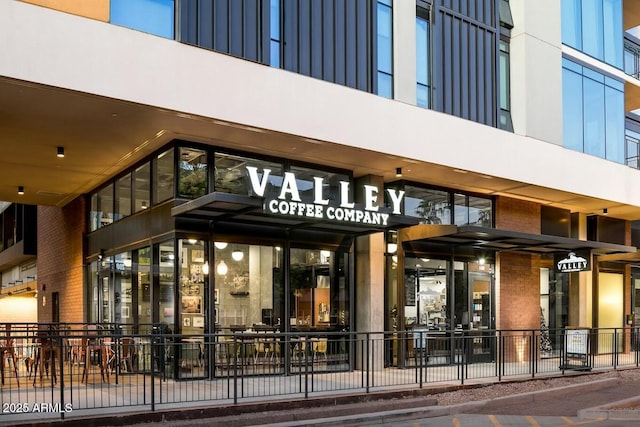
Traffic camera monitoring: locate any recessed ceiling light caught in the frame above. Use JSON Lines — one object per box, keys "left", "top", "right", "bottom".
{"left": 17, "top": 186, "right": 24, "bottom": 195}
{"left": 57, "top": 146, "right": 65, "bottom": 158}
{"left": 453, "top": 169, "right": 468, "bottom": 174}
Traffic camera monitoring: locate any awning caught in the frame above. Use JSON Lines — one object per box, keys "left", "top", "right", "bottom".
{"left": 399, "top": 224, "right": 636, "bottom": 257}
{"left": 171, "top": 192, "right": 420, "bottom": 236}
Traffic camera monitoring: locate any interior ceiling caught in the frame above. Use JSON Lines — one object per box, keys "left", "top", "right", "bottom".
{"left": 1, "top": 76, "right": 639, "bottom": 220}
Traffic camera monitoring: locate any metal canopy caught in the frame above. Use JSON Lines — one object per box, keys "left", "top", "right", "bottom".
{"left": 171, "top": 192, "right": 420, "bottom": 236}
{"left": 399, "top": 224, "right": 636, "bottom": 257}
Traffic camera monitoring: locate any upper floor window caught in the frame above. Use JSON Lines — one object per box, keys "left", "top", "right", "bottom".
{"left": 269, "top": 0, "right": 281, "bottom": 67}
{"left": 561, "top": 0, "right": 623, "bottom": 69}
{"left": 401, "top": 185, "right": 493, "bottom": 227}
{"left": 416, "top": 4, "right": 430, "bottom": 108}
{"left": 178, "top": 147, "right": 208, "bottom": 199}
{"left": 215, "top": 152, "right": 282, "bottom": 196}
{"left": 562, "top": 58, "right": 625, "bottom": 163}
{"left": 110, "top": 0, "right": 175, "bottom": 39}
{"left": 377, "top": 0, "right": 393, "bottom": 98}
{"left": 498, "top": 40, "right": 514, "bottom": 131}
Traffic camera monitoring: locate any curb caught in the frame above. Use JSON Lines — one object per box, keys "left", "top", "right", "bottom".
{"left": 579, "top": 393, "right": 640, "bottom": 421}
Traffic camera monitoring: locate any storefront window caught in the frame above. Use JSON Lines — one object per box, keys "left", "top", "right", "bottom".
{"left": 178, "top": 147, "right": 208, "bottom": 198}
{"left": 159, "top": 242, "right": 175, "bottom": 331}
{"left": 137, "top": 247, "right": 152, "bottom": 333}
{"left": 114, "top": 252, "right": 133, "bottom": 327}
{"left": 214, "top": 242, "right": 283, "bottom": 329}
{"left": 214, "top": 152, "right": 282, "bottom": 196}
{"left": 178, "top": 239, "right": 207, "bottom": 333}
{"left": 540, "top": 267, "right": 568, "bottom": 357}
{"left": 290, "top": 248, "right": 349, "bottom": 331}
{"left": 403, "top": 258, "right": 448, "bottom": 330}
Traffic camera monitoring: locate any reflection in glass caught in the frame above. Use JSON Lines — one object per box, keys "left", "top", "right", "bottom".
{"left": 116, "top": 173, "right": 132, "bottom": 220}
{"left": 155, "top": 148, "right": 175, "bottom": 202}
{"left": 134, "top": 162, "right": 151, "bottom": 212}
{"left": 178, "top": 147, "right": 208, "bottom": 198}
{"left": 215, "top": 152, "right": 281, "bottom": 196}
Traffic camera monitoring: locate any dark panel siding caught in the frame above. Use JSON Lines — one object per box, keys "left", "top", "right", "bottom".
{"left": 179, "top": 0, "right": 375, "bottom": 93}
{"left": 179, "top": 0, "right": 269, "bottom": 64}
{"left": 433, "top": 0, "right": 498, "bottom": 127}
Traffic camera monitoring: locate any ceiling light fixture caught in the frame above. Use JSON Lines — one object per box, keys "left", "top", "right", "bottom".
{"left": 214, "top": 242, "right": 228, "bottom": 250}
{"left": 395, "top": 167, "right": 402, "bottom": 178}
{"left": 603, "top": 208, "right": 608, "bottom": 215}
{"left": 216, "top": 260, "right": 228, "bottom": 275}
{"left": 18, "top": 186, "right": 24, "bottom": 195}
{"left": 232, "top": 249, "right": 244, "bottom": 261}
{"left": 57, "top": 146, "right": 65, "bottom": 158}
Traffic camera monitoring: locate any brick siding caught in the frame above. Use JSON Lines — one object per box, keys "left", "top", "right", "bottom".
{"left": 37, "top": 196, "right": 85, "bottom": 323}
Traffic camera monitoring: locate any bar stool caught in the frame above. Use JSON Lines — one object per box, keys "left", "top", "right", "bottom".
{"left": 32, "top": 326, "right": 59, "bottom": 387}
{"left": 0, "top": 330, "right": 20, "bottom": 387}
{"left": 81, "top": 325, "right": 109, "bottom": 384}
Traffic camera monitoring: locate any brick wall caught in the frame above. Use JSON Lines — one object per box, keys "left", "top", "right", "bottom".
{"left": 37, "top": 196, "right": 85, "bottom": 323}
{"left": 495, "top": 196, "right": 540, "bottom": 234}
{"left": 495, "top": 196, "right": 542, "bottom": 362}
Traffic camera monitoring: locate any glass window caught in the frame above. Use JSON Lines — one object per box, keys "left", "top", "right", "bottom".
{"left": 581, "top": 0, "right": 604, "bottom": 60}
{"left": 416, "top": 9, "right": 430, "bottom": 108}
{"left": 215, "top": 152, "right": 282, "bottom": 196}
{"left": 561, "top": 0, "right": 582, "bottom": 49}
{"left": 110, "top": 0, "right": 175, "bottom": 39}
{"left": 603, "top": 0, "right": 623, "bottom": 68}
{"left": 134, "top": 162, "right": 151, "bottom": 212}
{"left": 114, "top": 251, "right": 133, "bottom": 325}
{"left": 155, "top": 148, "right": 175, "bottom": 203}
{"left": 290, "top": 248, "right": 349, "bottom": 335}
{"left": 377, "top": 0, "right": 393, "bottom": 98}
{"left": 177, "top": 239, "right": 207, "bottom": 377}
{"left": 98, "top": 184, "right": 114, "bottom": 228}
{"left": 468, "top": 196, "right": 492, "bottom": 227}
{"left": 270, "top": 0, "right": 281, "bottom": 67}
{"left": 404, "top": 186, "right": 451, "bottom": 224}
{"left": 90, "top": 193, "right": 99, "bottom": 232}
{"left": 498, "top": 40, "right": 513, "bottom": 131}
{"left": 116, "top": 173, "right": 132, "bottom": 220}
{"left": 583, "top": 75, "right": 606, "bottom": 158}
{"left": 179, "top": 147, "right": 208, "bottom": 199}
{"left": 626, "top": 128, "right": 640, "bottom": 169}
{"left": 158, "top": 241, "right": 175, "bottom": 329}
{"left": 137, "top": 247, "right": 152, "bottom": 334}
{"left": 454, "top": 193, "right": 469, "bottom": 226}
{"left": 605, "top": 85, "right": 624, "bottom": 163}
{"left": 562, "top": 0, "right": 622, "bottom": 69}
{"left": 562, "top": 66, "right": 584, "bottom": 153}
{"left": 403, "top": 258, "right": 448, "bottom": 330}
{"left": 288, "top": 165, "right": 350, "bottom": 206}
{"left": 215, "top": 243, "right": 284, "bottom": 330}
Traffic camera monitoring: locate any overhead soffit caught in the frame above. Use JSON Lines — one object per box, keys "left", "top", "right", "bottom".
{"left": 1, "top": 77, "right": 640, "bottom": 220}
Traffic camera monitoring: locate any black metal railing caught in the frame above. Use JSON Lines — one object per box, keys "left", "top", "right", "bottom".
{"left": 1, "top": 324, "right": 639, "bottom": 422}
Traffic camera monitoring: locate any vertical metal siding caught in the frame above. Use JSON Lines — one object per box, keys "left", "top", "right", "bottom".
{"left": 433, "top": 0, "right": 497, "bottom": 127}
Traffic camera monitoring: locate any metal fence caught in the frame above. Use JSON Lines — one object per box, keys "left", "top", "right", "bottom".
{"left": 1, "top": 324, "right": 639, "bottom": 422}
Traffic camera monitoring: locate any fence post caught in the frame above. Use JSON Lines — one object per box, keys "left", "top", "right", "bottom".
{"left": 366, "top": 333, "right": 370, "bottom": 393}
{"left": 531, "top": 330, "right": 535, "bottom": 378}
{"left": 498, "top": 330, "right": 502, "bottom": 381}
{"left": 58, "top": 329, "right": 65, "bottom": 420}
{"left": 613, "top": 329, "right": 618, "bottom": 369}
{"left": 233, "top": 334, "right": 238, "bottom": 404}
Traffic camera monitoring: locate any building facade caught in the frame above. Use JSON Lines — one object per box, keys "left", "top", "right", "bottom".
{"left": 3, "top": 0, "right": 640, "bottom": 375}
